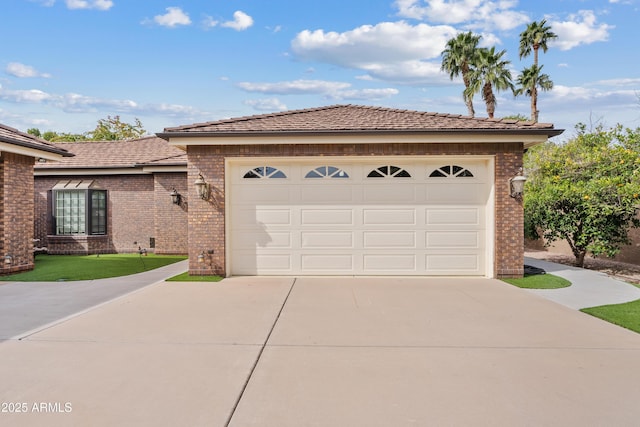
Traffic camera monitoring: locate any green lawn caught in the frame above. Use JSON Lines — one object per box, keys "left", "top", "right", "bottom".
{"left": 165, "top": 272, "right": 223, "bottom": 282}
{"left": 1, "top": 254, "right": 187, "bottom": 281}
{"left": 582, "top": 299, "right": 640, "bottom": 334}
{"left": 502, "top": 273, "right": 571, "bottom": 289}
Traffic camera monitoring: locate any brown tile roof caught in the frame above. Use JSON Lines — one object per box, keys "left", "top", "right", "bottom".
{"left": 0, "top": 123, "right": 72, "bottom": 157}
{"left": 35, "top": 135, "right": 186, "bottom": 170}
{"left": 160, "top": 104, "right": 563, "bottom": 136}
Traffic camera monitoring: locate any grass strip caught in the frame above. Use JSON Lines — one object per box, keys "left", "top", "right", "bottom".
{"left": 502, "top": 273, "right": 571, "bottom": 289}
{"left": 2, "top": 254, "right": 186, "bottom": 282}
{"left": 582, "top": 299, "right": 640, "bottom": 334}
{"left": 165, "top": 272, "right": 223, "bottom": 282}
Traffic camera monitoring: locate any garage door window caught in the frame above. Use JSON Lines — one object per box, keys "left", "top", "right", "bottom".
{"left": 429, "top": 165, "right": 474, "bottom": 178}
{"left": 305, "top": 166, "right": 349, "bottom": 179}
{"left": 367, "top": 165, "right": 411, "bottom": 178}
{"left": 243, "top": 166, "right": 287, "bottom": 179}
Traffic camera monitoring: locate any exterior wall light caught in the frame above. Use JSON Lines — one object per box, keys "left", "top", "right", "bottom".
{"left": 4, "top": 254, "right": 12, "bottom": 265}
{"left": 194, "top": 173, "right": 210, "bottom": 200}
{"left": 509, "top": 168, "right": 527, "bottom": 199}
{"left": 170, "top": 188, "right": 181, "bottom": 205}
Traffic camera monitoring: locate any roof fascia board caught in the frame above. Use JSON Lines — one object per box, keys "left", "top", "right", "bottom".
{"left": 163, "top": 131, "right": 557, "bottom": 149}
{"left": 141, "top": 165, "right": 187, "bottom": 173}
{"left": 0, "top": 142, "right": 68, "bottom": 161}
{"left": 34, "top": 168, "right": 151, "bottom": 176}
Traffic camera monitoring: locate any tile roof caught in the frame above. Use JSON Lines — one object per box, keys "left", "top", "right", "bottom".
{"left": 0, "top": 123, "right": 72, "bottom": 157}
{"left": 35, "top": 135, "right": 186, "bottom": 170}
{"left": 160, "top": 104, "right": 563, "bottom": 136}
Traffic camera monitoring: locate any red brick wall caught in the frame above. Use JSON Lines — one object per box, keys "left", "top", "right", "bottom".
{"left": 35, "top": 173, "right": 188, "bottom": 255}
{"left": 153, "top": 173, "right": 188, "bottom": 255}
{"left": 1, "top": 153, "right": 35, "bottom": 274}
{"left": 187, "top": 142, "right": 525, "bottom": 278}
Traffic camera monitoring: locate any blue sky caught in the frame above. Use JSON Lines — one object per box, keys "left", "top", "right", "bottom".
{"left": 1, "top": 0, "right": 639, "bottom": 138}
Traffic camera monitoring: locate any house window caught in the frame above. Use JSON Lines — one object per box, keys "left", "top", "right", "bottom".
{"left": 367, "top": 165, "right": 411, "bottom": 178}
{"left": 429, "top": 165, "right": 474, "bottom": 178}
{"left": 52, "top": 181, "right": 107, "bottom": 235}
{"left": 243, "top": 166, "right": 287, "bottom": 179}
{"left": 305, "top": 166, "right": 349, "bottom": 179}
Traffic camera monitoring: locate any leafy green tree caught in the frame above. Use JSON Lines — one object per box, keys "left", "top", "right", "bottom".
{"left": 525, "top": 124, "right": 640, "bottom": 267}
{"left": 27, "top": 128, "right": 42, "bottom": 137}
{"left": 86, "top": 115, "right": 146, "bottom": 141}
{"left": 515, "top": 65, "right": 554, "bottom": 123}
{"left": 518, "top": 20, "right": 557, "bottom": 122}
{"left": 441, "top": 31, "right": 482, "bottom": 117}
{"left": 464, "top": 47, "right": 514, "bottom": 119}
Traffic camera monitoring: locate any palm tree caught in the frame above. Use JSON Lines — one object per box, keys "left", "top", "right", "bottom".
{"left": 515, "top": 65, "right": 554, "bottom": 123}
{"left": 519, "top": 19, "right": 558, "bottom": 67}
{"left": 519, "top": 20, "right": 557, "bottom": 122}
{"left": 464, "top": 47, "right": 515, "bottom": 119}
{"left": 441, "top": 32, "right": 482, "bottom": 117}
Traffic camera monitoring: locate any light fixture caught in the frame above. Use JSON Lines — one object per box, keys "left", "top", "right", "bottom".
{"left": 509, "top": 167, "right": 527, "bottom": 199}
{"left": 170, "top": 188, "right": 181, "bottom": 205}
{"left": 194, "top": 173, "right": 210, "bottom": 200}
{"left": 197, "top": 251, "right": 205, "bottom": 263}
{"left": 4, "top": 254, "right": 12, "bottom": 265}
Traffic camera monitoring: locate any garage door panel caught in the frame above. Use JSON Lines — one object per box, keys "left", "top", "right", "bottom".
{"left": 301, "top": 209, "right": 353, "bottom": 225}
{"left": 233, "top": 185, "right": 290, "bottom": 203}
{"left": 364, "top": 254, "right": 416, "bottom": 271}
{"left": 426, "top": 254, "right": 481, "bottom": 273}
{"left": 234, "top": 253, "right": 292, "bottom": 273}
{"left": 426, "top": 208, "right": 480, "bottom": 226}
{"left": 300, "top": 185, "right": 354, "bottom": 203}
{"left": 363, "top": 209, "right": 416, "bottom": 225}
{"left": 363, "top": 231, "right": 416, "bottom": 248}
{"left": 301, "top": 232, "right": 353, "bottom": 248}
{"left": 426, "top": 184, "right": 487, "bottom": 204}
{"left": 363, "top": 184, "right": 415, "bottom": 203}
{"left": 235, "top": 209, "right": 292, "bottom": 227}
{"left": 233, "top": 231, "right": 291, "bottom": 249}
{"left": 426, "top": 231, "right": 480, "bottom": 248}
{"left": 301, "top": 254, "right": 354, "bottom": 270}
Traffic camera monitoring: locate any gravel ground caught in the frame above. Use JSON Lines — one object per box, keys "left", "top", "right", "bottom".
{"left": 526, "top": 250, "right": 640, "bottom": 285}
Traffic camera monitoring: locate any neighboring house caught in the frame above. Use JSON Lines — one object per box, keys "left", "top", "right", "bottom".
{"left": 0, "top": 124, "right": 72, "bottom": 274}
{"left": 34, "top": 136, "right": 188, "bottom": 255}
{"left": 158, "top": 104, "right": 563, "bottom": 278}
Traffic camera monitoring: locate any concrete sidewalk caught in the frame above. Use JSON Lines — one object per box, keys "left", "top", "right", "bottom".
{"left": 0, "top": 260, "right": 189, "bottom": 340}
{"left": 524, "top": 257, "right": 640, "bottom": 309}
{"left": 2, "top": 276, "right": 640, "bottom": 426}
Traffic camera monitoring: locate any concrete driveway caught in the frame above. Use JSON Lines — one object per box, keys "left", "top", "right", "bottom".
{"left": 1, "top": 276, "right": 640, "bottom": 426}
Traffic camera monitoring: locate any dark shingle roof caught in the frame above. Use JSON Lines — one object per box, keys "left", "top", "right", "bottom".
{"left": 35, "top": 135, "right": 186, "bottom": 170}
{"left": 160, "top": 104, "right": 563, "bottom": 136}
{"left": 0, "top": 123, "right": 72, "bottom": 157}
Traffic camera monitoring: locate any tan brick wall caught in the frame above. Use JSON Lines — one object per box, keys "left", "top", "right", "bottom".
{"left": 1, "top": 153, "right": 35, "bottom": 274}
{"left": 187, "top": 142, "right": 525, "bottom": 278}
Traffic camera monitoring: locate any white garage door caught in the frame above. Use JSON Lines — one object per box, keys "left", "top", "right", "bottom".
{"left": 228, "top": 158, "right": 493, "bottom": 276}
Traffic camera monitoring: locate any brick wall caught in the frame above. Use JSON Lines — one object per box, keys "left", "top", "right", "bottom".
{"left": 1, "top": 153, "right": 35, "bottom": 274}
{"left": 187, "top": 142, "right": 525, "bottom": 277}
{"left": 35, "top": 173, "right": 188, "bottom": 255}
{"left": 153, "top": 173, "right": 188, "bottom": 255}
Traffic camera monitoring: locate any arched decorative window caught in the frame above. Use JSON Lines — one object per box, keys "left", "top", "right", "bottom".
{"left": 367, "top": 165, "right": 411, "bottom": 178}
{"left": 243, "top": 166, "right": 287, "bottom": 179}
{"left": 305, "top": 166, "right": 349, "bottom": 179}
{"left": 429, "top": 165, "right": 474, "bottom": 178}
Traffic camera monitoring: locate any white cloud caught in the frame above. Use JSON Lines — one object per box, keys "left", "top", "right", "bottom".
{"left": 221, "top": 11, "right": 254, "bottom": 31}
{"left": 291, "top": 21, "right": 458, "bottom": 84}
{"left": 549, "top": 10, "right": 613, "bottom": 50}
{"left": 29, "top": 0, "right": 55, "bottom": 6}
{"left": 244, "top": 98, "right": 288, "bottom": 111}
{"left": 152, "top": 7, "right": 192, "bottom": 28}
{"left": 0, "top": 88, "right": 53, "bottom": 103}
{"left": 237, "top": 79, "right": 399, "bottom": 101}
{"left": 237, "top": 80, "right": 351, "bottom": 95}
{"left": 394, "top": 0, "right": 529, "bottom": 32}
{"left": 65, "top": 0, "right": 113, "bottom": 10}
{"left": 5, "top": 62, "right": 52, "bottom": 78}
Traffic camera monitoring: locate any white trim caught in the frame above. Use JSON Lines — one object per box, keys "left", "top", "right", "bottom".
{"left": 0, "top": 142, "right": 67, "bottom": 161}
{"left": 35, "top": 168, "right": 151, "bottom": 176}
{"left": 168, "top": 133, "right": 549, "bottom": 149}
